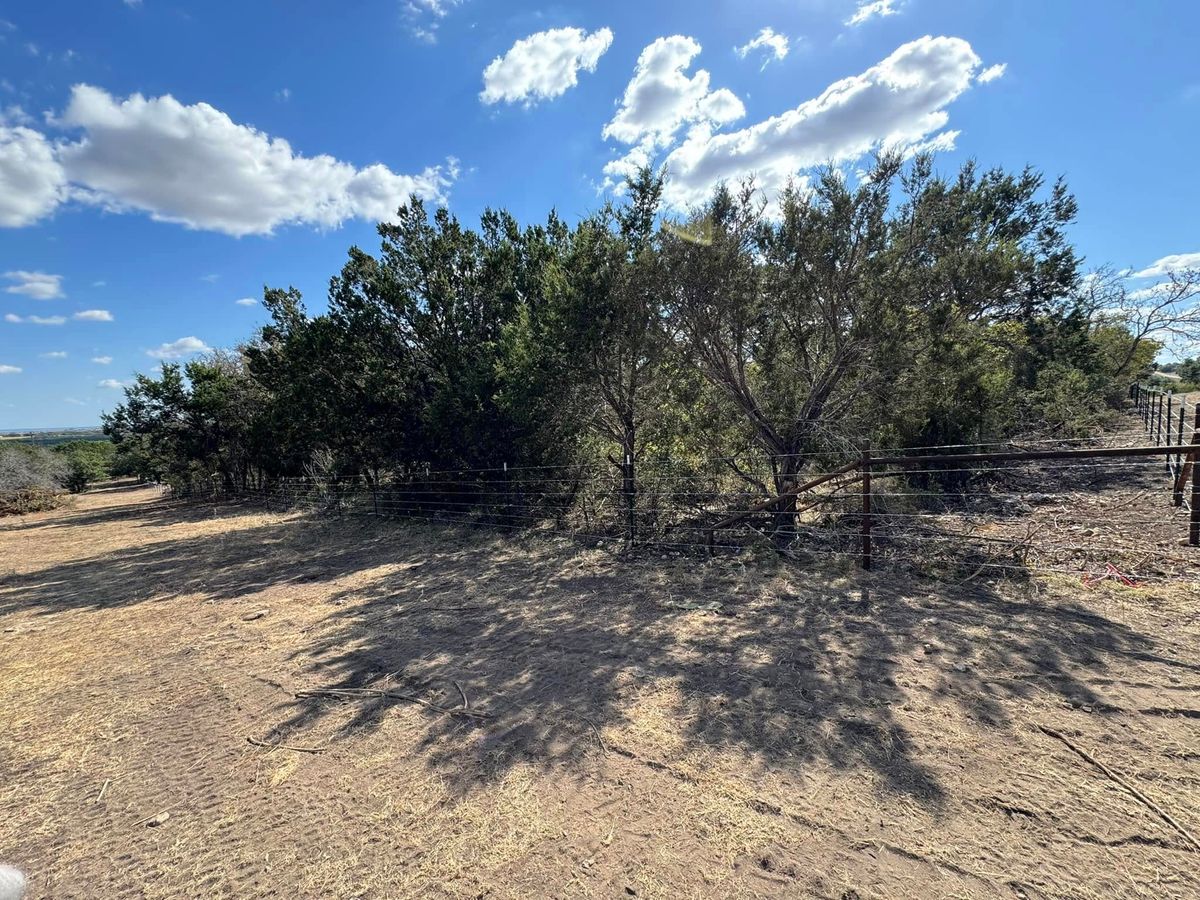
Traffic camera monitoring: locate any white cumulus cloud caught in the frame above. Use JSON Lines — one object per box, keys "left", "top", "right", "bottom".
{"left": 0, "top": 125, "right": 67, "bottom": 227}
{"left": 481, "top": 27, "right": 613, "bottom": 106}
{"left": 235, "top": 297, "right": 257, "bottom": 306}
{"left": 0, "top": 84, "right": 459, "bottom": 236}
{"left": 1133, "top": 252, "right": 1200, "bottom": 278}
{"left": 603, "top": 36, "right": 745, "bottom": 148}
{"left": 92, "top": 355, "right": 112, "bottom": 364}
{"left": 735, "top": 28, "right": 790, "bottom": 68}
{"left": 4, "top": 270, "right": 64, "bottom": 299}
{"left": 74, "top": 309, "right": 113, "bottom": 321}
{"left": 98, "top": 378, "right": 127, "bottom": 388}
{"left": 147, "top": 336, "right": 210, "bottom": 359}
{"left": 654, "top": 35, "right": 984, "bottom": 211}
{"left": 0, "top": 364, "right": 21, "bottom": 374}
{"left": 39, "top": 350, "right": 67, "bottom": 358}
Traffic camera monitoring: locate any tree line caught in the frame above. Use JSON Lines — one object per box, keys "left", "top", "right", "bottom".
{"left": 102, "top": 155, "right": 1165, "bottom": 519}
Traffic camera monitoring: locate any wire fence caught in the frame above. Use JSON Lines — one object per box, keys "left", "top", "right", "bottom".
{"left": 168, "top": 389, "right": 1200, "bottom": 586}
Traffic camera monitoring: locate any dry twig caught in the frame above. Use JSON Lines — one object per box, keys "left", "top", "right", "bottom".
{"left": 1037, "top": 724, "right": 1200, "bottom": 852}
{"left": 296, "top": 686, "right": 490, "bottom": 719}
{"left": 247, "top": 735, "right": 329, "bottom": 754}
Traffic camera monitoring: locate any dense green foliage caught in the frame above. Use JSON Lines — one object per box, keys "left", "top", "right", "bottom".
{"left": 104, "top": 156, "right": 1159, "bottom": 514}
{"left": 52, "top": 440, "right": 117, "bottom": 493}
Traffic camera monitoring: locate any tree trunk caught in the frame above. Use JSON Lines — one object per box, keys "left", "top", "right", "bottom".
{"left": 771, "top": 452, "right": 802, "bottom": 546}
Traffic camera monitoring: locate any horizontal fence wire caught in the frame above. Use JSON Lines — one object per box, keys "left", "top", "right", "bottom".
{"left": 166, "top": 390, "right": 1199, "bottom": 587}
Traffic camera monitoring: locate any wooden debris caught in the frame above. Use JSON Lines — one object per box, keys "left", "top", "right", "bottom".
{"left": 296, "top": 686, "right": 490, "bottom": 719}
{"left": 247, "top": 735, "right": 328, "bottom": 754}
{"left": 1037, "top": 724, "right": 1200, "bottom": 853}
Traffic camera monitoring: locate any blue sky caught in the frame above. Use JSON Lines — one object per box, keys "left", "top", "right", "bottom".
{"left": 1, "top": 0, "right": 1198, "bottom": 428}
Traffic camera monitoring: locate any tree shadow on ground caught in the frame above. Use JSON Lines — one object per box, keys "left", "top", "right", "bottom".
{"left": 0, "top": 507, "right": 392, "bottom": 613}
{"left": 3, "top": 497, "right": 1193, "bottom": 814}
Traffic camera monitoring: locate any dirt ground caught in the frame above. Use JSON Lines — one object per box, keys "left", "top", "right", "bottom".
{"left": 1, "top": 485, "right": 1199, "bottom": 899}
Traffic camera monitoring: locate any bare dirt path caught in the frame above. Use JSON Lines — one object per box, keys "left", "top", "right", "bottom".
{"left": 1, "top": 485, "right": 1198, "bottom": 898}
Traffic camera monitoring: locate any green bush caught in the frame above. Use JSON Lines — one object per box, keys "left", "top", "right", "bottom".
{"left": 52, "top": 440, "right": 116, "bottom": 493}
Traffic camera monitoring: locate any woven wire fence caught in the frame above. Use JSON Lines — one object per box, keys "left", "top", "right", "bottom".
{"left": 168, "top": 403, "right": 1199, "bottom": 586}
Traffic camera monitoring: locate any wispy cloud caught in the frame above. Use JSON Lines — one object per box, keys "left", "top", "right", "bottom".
{"left": 404, "top": 0, "right": 463, "bottom": 43}
{"left": 735, "top": 28, "right": 790, "bottom": 69}
{"left": 977, "top": 63, "right": 1007, "bottom": 84}
{"left": 846, "top": 0, "right": 901, "bottom": 27}
{"left": 4, "top": 270, "right": 64, "bottom": 299}
{"left": 5, "top": 313, "right": 66, "bottom": 325}
{"left": 1133, "top": 252, "right": 1200, "bottom": 278}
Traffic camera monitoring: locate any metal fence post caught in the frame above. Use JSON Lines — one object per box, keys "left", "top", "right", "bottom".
{"left": 624, "top": 452, "right": 636, "bottom": 547}
{"left": 860, "top": 448, "right": 872, "bottom": 571}
{"left": 1191, "top": 406, "right": 1200, "bottom": 547}
{"left": 1166, "top": 393, "right": 1174, "bottom": 471}
{"left": 1179, "top": 402, "right": 1189, "bottom": 483}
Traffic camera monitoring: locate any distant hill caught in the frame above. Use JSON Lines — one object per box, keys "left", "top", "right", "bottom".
{"left": 0, "top": 427, "right": 107, "bottom": 447}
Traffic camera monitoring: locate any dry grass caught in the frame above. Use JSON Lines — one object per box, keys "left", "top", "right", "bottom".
{"left": 1, "top": 485, "right": 1198, "bottom": 898}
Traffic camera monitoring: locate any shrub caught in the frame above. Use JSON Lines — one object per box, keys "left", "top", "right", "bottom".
{"left": 0, "top": 443, "right": 69, "bottom": 516}
{"left": 52, "top": 440, "right": 116, "bottom": 493}
{"left": 0, "top": 487, "right": 68, "bottom": 516}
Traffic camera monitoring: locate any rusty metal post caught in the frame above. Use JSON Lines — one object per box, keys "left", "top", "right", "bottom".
{"left": 860, "top": 448, "right": 872, "bottom": 571}
{"left": 1192, "top": 406, "right": 1200, "bottom": 547}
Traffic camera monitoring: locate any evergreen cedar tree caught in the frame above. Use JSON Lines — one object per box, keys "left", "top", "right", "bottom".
{"left": 102, "top": 156, "right": 1167, "bottom": 513}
